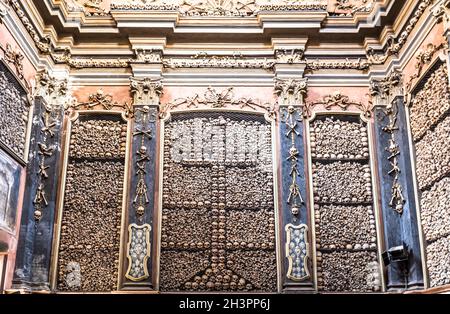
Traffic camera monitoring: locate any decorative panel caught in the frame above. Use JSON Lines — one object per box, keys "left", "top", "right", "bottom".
{"left": 56, "top": 115, "right": 127, "bottom": 292}
{"left": 0, "top": 63, "right": 29, "bottom": 160}
{"left": 410, "top": 62, "right": 450, "bottom": 288}
{"left": 310, "top": 115, "right": 381, "bottom": 292}
{"left": 160, "top": 112, "right": 277, "bottom": 292}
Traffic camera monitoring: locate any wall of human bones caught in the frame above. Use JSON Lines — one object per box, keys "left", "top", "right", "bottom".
{"left": 1, "top": 0, "right": 450, "bottom": 294}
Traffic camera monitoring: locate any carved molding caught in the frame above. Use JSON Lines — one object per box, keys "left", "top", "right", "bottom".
{"left": 305, "top": 58, "right": 370, "bottom": 71}
{"left": 111, "top": 0, "right": 328, "bottom": 13}
{"left": 8, "top": 0, "right": 51, "bottom": 53}
{"left": 274, "top": 78, "right": 308, "bottom": 107}
{"left": 366, "top": 0, "right": 433, "bottom": 65}
{"left": 305, "top": 91, "right": 372, "bottom": 118}
{"left": 329, "top": 0, "right": 374, "bottom": 17}
{"left": 370, "top": 69, "right": 402, "bottom": 107}
{"left": 275, "top": 49, "right": 304, "bottom": 64}
{"left": 163, "top": 52, "right": 275, "bottom": 69}
{"left": 70, "top": 89, "right": 133, "bottom": 116}
{"left": 159, "top": 86, "right": 276, "bottom": 119}
{"left": 130, "top": 77, "right": 163, "bottom": 107}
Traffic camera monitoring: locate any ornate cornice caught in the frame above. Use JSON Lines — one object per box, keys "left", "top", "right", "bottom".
{"left": 130, "top": 77, "right": 163, "bottom": 107}
{"left": 8, "top": 0, "right": 51, "bottom": 54}
{"left": 305, "top": 58, "right": 370, "bottom": 71}
{"left": 163, "top": 52, "right": 275, "bottom": 69}
{"left": 366, "top": 0, "right": 433, "bottom": 65}
{"left": 370, "top": 69, "right": 402, "bottom": 107}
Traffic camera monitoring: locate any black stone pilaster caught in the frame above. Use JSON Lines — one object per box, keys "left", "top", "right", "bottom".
{"left": 12, "top": 96, "right": 64, "bottom": 291}
{"left": 279, "top": 106, "right": 313, "bottom": 292}
{"left": 121, "top": 105, "right": 158, "bottom": 290}
{"left": 374, "top": 97, "right": 424, "bottom": 291}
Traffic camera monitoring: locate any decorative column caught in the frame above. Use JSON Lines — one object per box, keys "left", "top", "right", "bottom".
{"left": 275, "top": 78, "right": 314, "bottom": 292}
{"left": 121, "top": 77, "right": 162, "bottom": 290}
{"left": 371, "top": 70, "right": 425, "bottom": 291}
{"left": 12, "top": 69, "right": 67, "bottom": 292}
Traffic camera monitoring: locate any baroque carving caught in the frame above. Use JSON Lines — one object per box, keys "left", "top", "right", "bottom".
{"left": 305, "top": 58, "right": 370, "bottom": 71}
{"left": 285, "top": 224, "right": 309, "bottom": 281}
{"left": 130, "top": 77, "right": 163, "bottom": 107}
{"left": 0, "top": 43, "right": 24, "bottom": 80}
{"left": 306, "top": 91, "right": 372, "bottom": 118}
{"left": 406, "top": 42, "right": 448, "bottom": 92}
{"left": 70, "top": 89, "right": 133, "bottom": 116}
{"left": 35, "top": 69, "right": 68, "bottom": 108}
{"left": 366, "top": 0, "right": 433, "bottom": 65}
{"left": 274, "top": 78, "right": 307, "bottom": 108}
{"left": 8, "top": 0, "right": 51, "bottom": 53}
{"left": 160, "top": 113, "right": 276, "bottom": 292}
{"left": 275, "top": 49, "right": 304, "bottom": 64}
{"left": 329, "top": 0, "right": 374, "bottom": 16}
{"left": 159, "top": 87, "right": 275, "bottom": 119}
{"left": 369, "top": 69, "right": 402, "bottom": 107}
{"left": 125, "top": 223, "right": 151, "bottom": 281}
{"left": 163, "top": 52, "right": 275, "bottom": 69}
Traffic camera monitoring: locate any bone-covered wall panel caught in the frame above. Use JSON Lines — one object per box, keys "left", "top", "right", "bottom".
{"left": 56, "top": 116, "right": 126, "bottom": 292}
{"left": 160, "top": 112, "right": 276, "bottom": 292}
{"left": 420, "top": 177, "right": 450, "bottom": 243}
{"left": 414, "top": 114, "right": 450, "bottom": 191}
{"left": 318, "top": 251, "right": 380, "bottom": 292}
{"left": 410, "top": 64, "right": 450, "bottom": 142}
{"left": 410, "top": 62, "right": 450, "bottom": 288}
{"left": 310, "top": 117, "right": 369, "bottom": 159}
{"left": 310, "top": 115, "right": 380, "bottom": 292}
{"left": 0, "top": 68, "right": 29, "bottom": 159}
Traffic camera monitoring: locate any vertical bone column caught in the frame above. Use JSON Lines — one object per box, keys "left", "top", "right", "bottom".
{"left": 372, "top": 71, "right": 425, "bottom": 290}
{"left": 12, "top": 70, "right": 67, "bottom": 292}
{"left": 275, "top": 78, "right": 313, "bottom": 292}
{"left": 122, "top": 77, "right": 162, "bottom": 290}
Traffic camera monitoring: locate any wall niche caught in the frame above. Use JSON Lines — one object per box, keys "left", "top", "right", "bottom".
{"left": 55, "top": 113, "right": 128, "bottom": 292}
{"left": 309, "top": 114, "right": 381, "bottom": 292}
